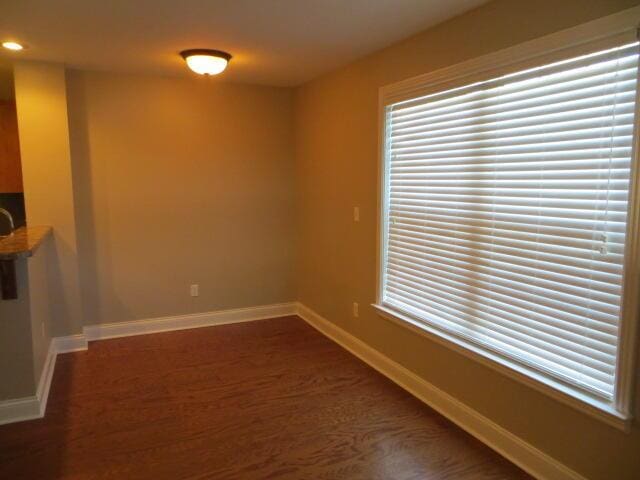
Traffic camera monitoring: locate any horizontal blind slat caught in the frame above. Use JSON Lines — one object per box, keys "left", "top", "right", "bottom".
{"left": 385, "top": 272, "right": 617, "bottom": 360}
{"left": 387, "top": 245, "right": 621, "bottom": 309}
{"left": 392, "top": 45, "right": 639, "bottom": 114}
{"left": 392, "top": 104, "right": 636, "bottom": 142}
{"left": 392, "top": 148, "right": 632, "bottom": 167}
{"left": 388, "top": 242, "right": 622, "bottom": 294}
{"left": 387, "top": 257, "right": 620, "bottom": 328}
{"left": 387, "top": 261, "right": 619, "bottom": 334}
{"left": 384, "top": 288, "right": 615, "bottom": 381}
{"left": 392, "top": 90, "right": 637, "bottom": 131}
{"left": 390, "top": 208, "right": 627, "bottom": 234}
{"left": 392, "top": 101, "right": 636, "bottom": 138}
{"left": 388, "top": 226, "right": 624, "bottom": 274}
{"left": 391, "top": 217, "right": 627, "bottom": 247}
{"left": 392, "top": 79, "right": 637, "bottom": 131}
{"left": 392, "top": 120, "right": 634, "bottom": 151}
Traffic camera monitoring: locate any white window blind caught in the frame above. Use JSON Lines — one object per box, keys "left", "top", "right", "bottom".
{"left": 382, "top": 42, "right": 640, "bottom": 401}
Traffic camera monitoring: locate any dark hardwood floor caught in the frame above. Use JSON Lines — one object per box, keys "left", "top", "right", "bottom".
{"left": 0, "top": 316, "right": 530, "bottom": 479}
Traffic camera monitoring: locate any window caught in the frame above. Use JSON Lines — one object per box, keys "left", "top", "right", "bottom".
{"left": 378, "top": 30, "right": 640, "bottom": 425}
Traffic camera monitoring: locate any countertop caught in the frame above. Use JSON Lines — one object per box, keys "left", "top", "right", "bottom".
{"left": 0, "top": 226, "right": 52, "bottom": 260}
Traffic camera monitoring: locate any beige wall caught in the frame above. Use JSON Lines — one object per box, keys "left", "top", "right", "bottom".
{"left": 294, "top": 1, "right": 640, "bottom": 479}
{"left": 27, "top": 239, "right": 54, "bottom": 386}
{"left": 0, "top": 240, "right": 54, "bottom": 401}
{"left": 66, "top": 71, "right": 295, "bottom": 325}
{"left": 14, "top": 62, "right": 83, "bottom": 337}
{"left": 0, "top": 260, "right": 35, "bottom": 400}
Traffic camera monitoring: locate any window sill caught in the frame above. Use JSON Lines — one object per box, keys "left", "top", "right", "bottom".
{"left": 372, "top": 303, "right": 632, "bottom": 432}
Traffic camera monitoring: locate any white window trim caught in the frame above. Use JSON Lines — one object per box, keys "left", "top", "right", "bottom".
{"left": 375, "top": 6, "right": 640, "bottom": 432}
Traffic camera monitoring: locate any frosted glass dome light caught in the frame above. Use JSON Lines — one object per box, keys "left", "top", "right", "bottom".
{"left": 180, "top": 49, "right": 232, "bottom": 75}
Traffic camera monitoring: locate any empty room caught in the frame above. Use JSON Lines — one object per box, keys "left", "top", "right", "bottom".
{"left": 1, "top": 0, "right": 640, "bottom": 478}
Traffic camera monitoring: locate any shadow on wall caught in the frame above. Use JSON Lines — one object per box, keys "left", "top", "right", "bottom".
{"left": 65, "top": 73, "right": 130, "bottom": 327}
{"left": 45, "top": 236, "right": 87, "bottom": 336}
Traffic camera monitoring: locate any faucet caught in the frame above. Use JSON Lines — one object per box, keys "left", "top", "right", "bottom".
{"left": 0, "top": 208, "right": 15, "bottom": 236}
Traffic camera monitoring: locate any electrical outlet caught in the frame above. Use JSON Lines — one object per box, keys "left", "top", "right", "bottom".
{"left": 353, "top": 302, "right": 359, "bottom": 318}
{"left": 190, "top": 284, "right": 199, "bottom": 297}
{"left": 353, "top": 206, "right": 360, "bottom": 222}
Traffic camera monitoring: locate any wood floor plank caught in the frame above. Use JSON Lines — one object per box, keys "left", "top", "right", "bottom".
{"left": 0, "top": 316, "right": 531, "bottom": 479}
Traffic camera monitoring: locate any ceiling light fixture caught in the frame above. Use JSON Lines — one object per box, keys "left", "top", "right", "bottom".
{"left": 180, "top": 49, "right": 232, "bottom": 76}
{"left": 2, "top": 41, "right": 24, "bottom": 51}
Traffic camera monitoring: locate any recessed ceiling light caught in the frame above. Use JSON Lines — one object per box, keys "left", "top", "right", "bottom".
{"left": 180, "top": 49, "right": 232, "bottom": 76}
{"left": 2, "top": 41, "right": 24, "bottom": 51}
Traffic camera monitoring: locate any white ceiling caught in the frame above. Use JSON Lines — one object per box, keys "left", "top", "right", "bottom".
{"left": 0, "top": 0, "right": 487, "bottom": 87}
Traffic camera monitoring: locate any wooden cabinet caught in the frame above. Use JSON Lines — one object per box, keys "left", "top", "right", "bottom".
{"left": 0, "top": 101, "right": 23, "bottom": 193}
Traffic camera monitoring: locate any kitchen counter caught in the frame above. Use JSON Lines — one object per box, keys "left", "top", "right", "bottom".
{"left": 0, "top": 226, "right": 52, "bottom": 260}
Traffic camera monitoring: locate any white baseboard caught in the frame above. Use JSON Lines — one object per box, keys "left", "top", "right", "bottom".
{"left": 295, "top": 302, "right": 586, "bottom": 480}
{"left": 36, "top": 339, "right": 59, "bottom": 419}
{"left": 0, "top": 302, "right": 296, "bottom": 426}
{"left": 54, "top": 334, "right": 89, "bottom": 353}
{"left": 0, "top": 395, "right": 41, "bottom": 426}
{"left": 83, "top": 302, "right": 297, "bottom": 341}
{"left": 0, "top": 340, "right": 57, "bottom": 426}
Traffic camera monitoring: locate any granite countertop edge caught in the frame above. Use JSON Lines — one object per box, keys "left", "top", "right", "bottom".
{"left": 0, "top": 226, "right": 53, "bottom": 260}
